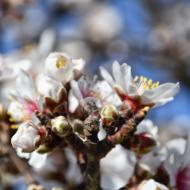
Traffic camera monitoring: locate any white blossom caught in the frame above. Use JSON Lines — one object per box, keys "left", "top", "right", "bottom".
{"left": 11, "top": 122, "right": 44, "bottom": 152}
{"left": 100, "top": 61, "right": 179, "bottom": 110}
{"left": 45, "top": 52, "right": 85, "bottom": 83}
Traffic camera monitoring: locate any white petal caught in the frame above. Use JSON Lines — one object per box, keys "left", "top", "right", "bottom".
{"left": 121, "top": 63, "right": 137, "bottom": 96}
{"left": 68, "top": 90, "right": 80, "bottom": 113}
{"left": 93, "top": 81, "right": 122, "bottom": 107}
{"left": 72, "top": 58, "right": 86, "bottom": 72}
{"left": 112, "top": 61, "right": 125, "bottom": 89}
{"left": 136, "top": 119, "right": 158, "bottom": 139}
{"left": 36, "top": 74, "right": 62, "bottom": 100}
{"left": 11, "top": 59, "right": 31, "bottom": 76}
{"left": 101, "top": 145, "right": 135, "bottom": 190}
{"left": 164, "top": 138, "right": 186, "bottom": 186}
{"left": 141, "top": 82, "right": 180, "bottom": 106}
{"left": 70, "top": 80, "right": 83, "bottom": 100}
{"left": 29, "top": 152, "right": 56, "bottom": 173}
{"left": 38, "top": 29, "right": 55, "bottom": 56}
{"left": 11, "top": 122, "right": 39, "bottom": 152}
{"left": 16, "top": 148, "right": 31, "bottom": 159}
{"left": 16, "top": 70, "right": 36, "bottom": 101}
{"left": 98, "top": 123, "right": 107, "bottom": 140}
{"left": 139, "top": 179, "right": 168, "bottom": 190}
{"left": 100, "top": 66, "right": 115, "bottom": 86}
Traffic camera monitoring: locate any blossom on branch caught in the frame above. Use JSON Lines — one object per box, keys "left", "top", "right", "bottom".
{"left": 100, "top": 61, "right": 179, "bottom": 111}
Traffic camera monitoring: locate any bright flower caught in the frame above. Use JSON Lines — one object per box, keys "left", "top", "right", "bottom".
{"left": 11, "top": 122, "right": 46, "bottom": 152}
{"left": 137, "top": 179, "right": 168, "bottom": 190}
{"left": 100, "top": 61, "right": 179, "bottom": 111}
{"left": 45, "top": 52, "right": 85, "bottom": 83}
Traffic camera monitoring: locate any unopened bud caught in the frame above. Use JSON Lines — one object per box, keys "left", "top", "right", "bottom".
{"left": 100, "top": 105, "right": 118, "bottom": 126}
{"left": 51, "top": 116, "right": 71, "bottom": 137}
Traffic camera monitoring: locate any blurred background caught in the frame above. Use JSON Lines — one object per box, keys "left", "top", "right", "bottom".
{"left": 0, "top": 0, "right": 190, "bottom": 136}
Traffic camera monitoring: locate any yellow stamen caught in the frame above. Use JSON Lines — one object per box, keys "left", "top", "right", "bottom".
{"left": 134, "top": 76, "right": 159, "bottom": 90}
{"left": 56, "top": 56, "right": 68, "bottom": 68}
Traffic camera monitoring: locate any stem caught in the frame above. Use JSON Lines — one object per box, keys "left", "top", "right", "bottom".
{"left": 84, "top": 153, "right": 101, "bottom": 190}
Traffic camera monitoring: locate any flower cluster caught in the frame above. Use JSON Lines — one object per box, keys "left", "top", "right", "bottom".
{"left": 5, "top": 52, "right": 183, "bottom": 190}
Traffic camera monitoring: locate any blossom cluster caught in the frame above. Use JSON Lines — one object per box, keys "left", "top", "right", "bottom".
{"left": 1, "top": 51, "right": 187, "bottom": 190}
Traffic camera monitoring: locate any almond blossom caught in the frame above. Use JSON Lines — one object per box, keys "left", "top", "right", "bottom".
{"left": 45, "top": 52, "right": 85, "bottom": 83}
{"left": 11, "top": 122, "right": 47, "bottom": 152}
{"left": 100, "top": 61, "right": 179, "bottom": 111}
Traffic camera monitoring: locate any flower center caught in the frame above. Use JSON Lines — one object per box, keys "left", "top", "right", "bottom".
{"left": 134, "top": 76, "right": 159, "bottom": 90}
{"left": 56, "top": 56, "right": 68, "bottom": 68}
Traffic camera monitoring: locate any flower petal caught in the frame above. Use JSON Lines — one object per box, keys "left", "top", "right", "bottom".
{"left": 100, "top": 66, "right": 115, "bottom": 86}
{"left": 68, "top": 90, "right": 80, "bottom": 113}
{"left": 70, "top": 80, "right": 83, "bottom": 100}
{"left": 141, "top": 82, "right": 180, "bottom": 106}
{"left": 36, "top": 74, "right": 62, "bottom": 100}
{"left": 112, "top": 61, "right": 125, "bottom": 90}
{"left": 16, "top": 70, "right": 36, "bottom": 101}
{"left": 72, "top": 58, "right": 86, "bottom": 72}
{"left": 182, "top": 133, "right": 190, "bottom": 168}
{"left": 121, "top": 63, "right": 137, "bottom": 96}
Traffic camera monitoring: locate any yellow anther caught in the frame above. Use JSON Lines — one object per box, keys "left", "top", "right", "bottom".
{"left": 134, "top": 76, "right": 159, "bottom": 90}
{"left": 56, "top": 56, "right": 68, "bottom": 69}
{"left": 148, "top": 79, "right": 153, "bottom": 86}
